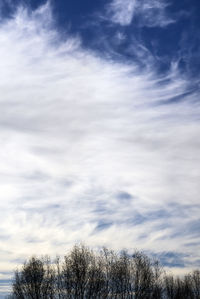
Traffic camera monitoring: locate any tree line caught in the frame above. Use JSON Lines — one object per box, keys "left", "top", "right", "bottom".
{"left": 7, "top": 244, "right": 200, "bottom": 298}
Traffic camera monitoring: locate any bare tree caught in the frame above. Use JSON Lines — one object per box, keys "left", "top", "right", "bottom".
{"left": 131, "top": 251, "right": 156, "bottom": 298}
{"left": 57, "top": 244, "right": 106, "bottom": 298}
{"left": 192, "top": 270, "right": 200, "bottom": 299}
{"left": 8, "top": 245, "right": 200, "bottom": 299}
{"left": 11, "top": 256, "right": 55, "bottom": 299}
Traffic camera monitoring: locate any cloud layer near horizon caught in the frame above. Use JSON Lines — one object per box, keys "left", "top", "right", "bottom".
{"left": 0, "top": 2, "right": 200, "bottom": 292}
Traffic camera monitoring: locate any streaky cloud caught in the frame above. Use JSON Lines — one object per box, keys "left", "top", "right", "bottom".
{"left": 106, "top": 0, "right": 175, "bottom": 27}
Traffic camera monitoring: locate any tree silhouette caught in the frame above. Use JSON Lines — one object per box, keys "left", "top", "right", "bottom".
{"left": 7, "top": 245, "right": 200, "bottom": 299}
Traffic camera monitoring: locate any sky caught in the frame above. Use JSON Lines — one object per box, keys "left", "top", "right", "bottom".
{"left": 0, "top": 0, "right": 200, "bottom": 296}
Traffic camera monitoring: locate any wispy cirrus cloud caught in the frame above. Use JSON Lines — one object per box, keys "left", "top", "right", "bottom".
{"left": 106, "top": 0, "right": 137, "bottom": 26}
{"left": 106, "top": 0, "right": 175, "bottom": 27}
{"left": 0, "top": 2, "right": 200, "bottom": 295}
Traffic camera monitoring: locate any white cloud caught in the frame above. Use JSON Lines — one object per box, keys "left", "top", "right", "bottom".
{"left": 107, "top": 0, "right": 137, "bottom": 26}
{"left": 107, "top": 0, "right": 175, "bottom": 27}
{"left": 0, "top": 2, "right": 200, "bottom": 290}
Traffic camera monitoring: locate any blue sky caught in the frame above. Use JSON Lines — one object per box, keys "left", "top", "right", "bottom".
{"left": 0, "top": 0, "right": 200, "bottom": 295}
